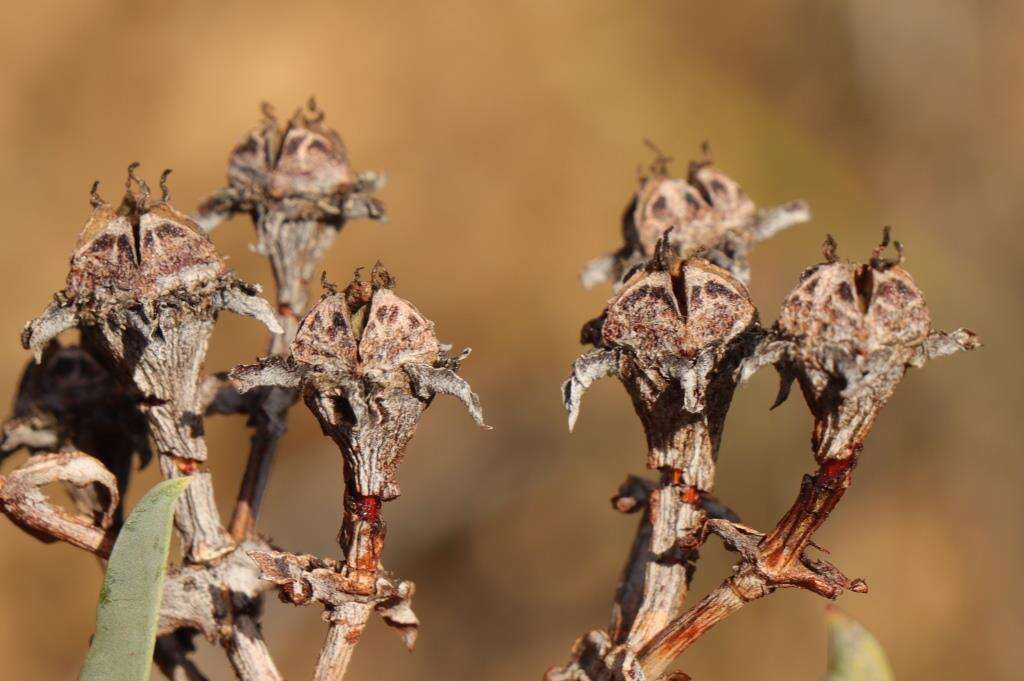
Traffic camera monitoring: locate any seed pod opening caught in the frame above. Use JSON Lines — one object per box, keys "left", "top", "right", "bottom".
{"left": 228, "top": 100, "right": 354, "bottom": 203}
{"left": 580, "top": 145, "right": 809, "bottom": 288}
{"left": 196, "top": 99, "right": 387, "bottom": 333}
{"left": 565, "top": 244, "right": 760, "bottom": 488}
{"left": 772, "top": 231, "right": 980, "bottom": 461}
{"left": 231, "top": 265, "right": 486, "bottom": 501}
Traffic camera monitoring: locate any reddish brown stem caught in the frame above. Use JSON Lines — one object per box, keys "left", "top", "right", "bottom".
{"left": 637, "top": 458, "right": 864, "bottom": 678}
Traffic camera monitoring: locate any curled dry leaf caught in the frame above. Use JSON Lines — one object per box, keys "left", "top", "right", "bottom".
{"left": 0, "top": 451, "right": 119, "bottom": 557}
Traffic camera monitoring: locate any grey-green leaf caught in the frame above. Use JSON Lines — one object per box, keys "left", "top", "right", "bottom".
{"left": 823, "top": 607, "right": 896, "bottom": 681}
{"left": 79, "top": 477, "right": 192, "bottom": 681}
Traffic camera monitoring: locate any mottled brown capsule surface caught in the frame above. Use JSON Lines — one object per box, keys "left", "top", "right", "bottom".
{"left": 69, "top": 188, "right": 225, "bottom": 303}
{"left": 778, "top": 254, "right": 931, "bottom": 352}
{"left": 602, "top": 259, "right": 756, "bottom": 361}
{"left": 767, "top": 232, "right": 979, "bottom": 462}
{"left": 21, "top": 168, "right": 280, "bottom": 562}
{"left": 581, "top": 147, "right": 809, "bottom": 288}
{"left": 565, "top": 247, "right": 760, "bottom": 485}
{"left": 227, "top": 101, "right": 354, "bottom": 202}
{"left": 232, "top": 265, "right": 485, "bottom": 500}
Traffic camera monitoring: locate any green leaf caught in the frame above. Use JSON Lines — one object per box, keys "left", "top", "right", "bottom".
{"left": 824, "top": 607, "right": 896, "bottom": 681}
{"left": 79, "top": 477, "right": 192, "bottom": 681}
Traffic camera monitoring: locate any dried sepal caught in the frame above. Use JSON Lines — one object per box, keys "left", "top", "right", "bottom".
{"left": 231, "top": 356, "right": 305, "bottom": 393}
{"left": 562, "top": 348, "right": 620, "bottom": 432}
{"left": 580, "top": 145, "right": 809, "bottom": 288}
{"left": 916, "top": 328, "right": 981, "bottom": 365}
{"left": 219, "top": 283, "right": 285, "bottom": 333}
{"left": 404, "top": 362, "right": 489, "bottom": 428}
{"left": 230, "top": 265, "right": 486, "bottom": 500}
{"left": 771, "top": 230, "right": 980, "bottom": 461}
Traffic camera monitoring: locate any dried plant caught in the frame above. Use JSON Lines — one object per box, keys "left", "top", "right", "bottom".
{"left": 548, "top": 149, "right": 979, "bottom": 680}
{"left": 0, "top": 101, "right": 484, "bottom": 681}
{"left": 580, "top": 143, "right": 810, "bottom": 289}
{"left": 0, "top": 112, "right": 977, "bottom": 681}
{"left": 196, "top": 97, "right": 387, "bottom": 543}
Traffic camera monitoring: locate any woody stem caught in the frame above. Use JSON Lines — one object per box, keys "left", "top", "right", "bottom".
{"left": 314, "top": 492, "right": 385, "bottom": 681}
{"left": 637, "top": 456, "right": 859, "bottom": 678}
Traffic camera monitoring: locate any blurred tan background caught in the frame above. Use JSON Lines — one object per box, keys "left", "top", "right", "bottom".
{"left": 0, "top": 1, "right": 1019, "bottom": 679}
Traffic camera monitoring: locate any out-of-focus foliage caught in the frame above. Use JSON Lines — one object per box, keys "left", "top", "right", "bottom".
{"left": 824, "top": 608, "right": 895, "bottom": 681}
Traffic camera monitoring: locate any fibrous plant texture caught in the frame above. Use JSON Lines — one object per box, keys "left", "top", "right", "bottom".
{"left": 232, "top": 265, "right": 486, "bottom": 679}
{"left": 197, "top": 98, "right": 387, "bottom": 543}
{"left": 0, "top": 117, "right": 977, "bottom": 681}
{"left": 580, "top": 143, "right": 810, "bottom": 289}
{"left": 548, "top": 148, "right": 979, "bottom": 681}
{"left": 0, "top": 101, "right": 484, "bottom": 681}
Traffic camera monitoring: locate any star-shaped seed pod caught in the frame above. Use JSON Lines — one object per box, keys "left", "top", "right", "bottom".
{"left": 748, "top": 230, "right": 980, "bottom": 463}
{"left": 21, "top": 166, "right": 281, "bottom": 561}
{"left": 231, "top": 264, "right": 487, "bottom": 502}
{"left": 580, "top": 144, "right": 810, "bottom": 289}
{"left": 1, "top": 342, "right": 150, "bottom": 524}
{"left": 196, "top": 99, "right": 386, "bottom": 331}
{"left": 565, "top": 238, "right": 759, "bottom": 489}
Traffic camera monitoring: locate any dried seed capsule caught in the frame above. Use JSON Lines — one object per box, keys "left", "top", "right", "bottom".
{"left": 196, "top": 99, "right": 386, "bottom": 341}
{"left": 580, "top": 144, "right": 810, "bottom": 288}
{"left": 231, "top": 264, "right": 486, "bottom": 501}
{"left": 565, "top": 240, "right": 759, "bottom": 489}
{"left": 22, "top": 167, "right": 281, "bottom": 561}
{"left": 764, "top": 230, "right": 980, "bottom": 462}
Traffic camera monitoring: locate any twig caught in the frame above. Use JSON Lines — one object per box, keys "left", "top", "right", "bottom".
{"left": 637, "top": 458, "right": 865, "bottom": 677}
{"left": 233, "top": 265, "right": 484, "bottom": 677}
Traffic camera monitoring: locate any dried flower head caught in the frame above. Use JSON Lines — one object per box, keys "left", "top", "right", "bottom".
{"left": 21, "top": 166, "right": 281, "bottom": 561}
{"left": 196, "top": 99, "right": 386, "bottom": 322}
{"left": 23, "top": 166, "right": 280, "bottom": 408}
{"left": 759, "top": 229, "right": 980, "bottom": 462}
{"left": 565, "top": 237, "right": 759, "bottom": 488}
{"left": 581, "top": 143, "right": 810, "bottom": 288}
{"left": 231, "top": 264, "right": 487, "bottom": 501}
